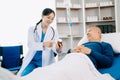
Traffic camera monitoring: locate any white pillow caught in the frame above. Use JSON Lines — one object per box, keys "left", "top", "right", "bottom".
{"left": 101, "top": 33, "right": 120, "bottom": 53}
{"left": 78, "top": 33, "right": 120, "bottom": 54}
{"left": 78, "top": 34, "right": 88, "bottom": 46}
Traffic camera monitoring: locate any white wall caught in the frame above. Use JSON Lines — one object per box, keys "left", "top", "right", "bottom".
{"left": 0, "top": 0, "right": 55, "bottom": 55}
{"left": 115, "top": 0, "right": 120, "bottom": 32}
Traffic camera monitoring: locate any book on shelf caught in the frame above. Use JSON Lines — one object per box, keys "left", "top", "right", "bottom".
{"left": 97, "top": 25, "right": 114, "bottom": 33}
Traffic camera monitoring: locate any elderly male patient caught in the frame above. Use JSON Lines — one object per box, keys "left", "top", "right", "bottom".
{"left": 69, "top": 26, "right": 114, "bottom": 69}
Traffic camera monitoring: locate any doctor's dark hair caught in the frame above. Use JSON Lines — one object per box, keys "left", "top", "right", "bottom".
{"left": 34, "top": 8, "right": 55, "bottom": 33}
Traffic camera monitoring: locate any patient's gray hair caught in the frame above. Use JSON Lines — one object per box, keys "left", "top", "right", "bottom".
{"left": 88, "top": 25, "right": 102, "bottom": 38}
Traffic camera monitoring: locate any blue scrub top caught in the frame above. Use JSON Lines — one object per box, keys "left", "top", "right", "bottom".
{"left": 32, "top": 31, "right": 45, "bottom": 67}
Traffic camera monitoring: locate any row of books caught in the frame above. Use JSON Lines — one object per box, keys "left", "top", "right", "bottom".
{"left": 97, "top": 25, "right": 115, "bottom": 33}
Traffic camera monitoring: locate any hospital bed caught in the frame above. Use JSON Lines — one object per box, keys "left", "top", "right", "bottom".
{"left": 0, "top": 53, "right": 115, "bottom": 80}
{"left": 99, "top": 54, "right": 120, "bottom": 79}
{"left": 0, "top": 33, "right": 120, "bottom": 80}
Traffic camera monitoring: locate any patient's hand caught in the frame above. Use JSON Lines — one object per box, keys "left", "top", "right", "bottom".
{"left": 79, "top": 45, "right": 91, "bottom": 54}
{"left": 72, "top": 45, "right": 91, "bottom": 54}
{"left": 72, "top": 46, "right": 81, "bottom": 53}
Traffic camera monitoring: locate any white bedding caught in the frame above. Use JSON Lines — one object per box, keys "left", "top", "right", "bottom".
{"left": 20, "top": 53, "right": 115, "bottom": 80}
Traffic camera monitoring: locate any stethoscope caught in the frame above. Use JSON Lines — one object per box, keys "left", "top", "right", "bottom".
{"left": 33, "top": 20, "right": 55, "bottom": 41}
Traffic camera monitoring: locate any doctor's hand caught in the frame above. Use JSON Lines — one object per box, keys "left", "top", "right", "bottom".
{"left": 43, "top": 41, "right": 54, "bottom": 48}
{"left": 56, "top": 39, "right": 63, "bottom": 51}
{"left": 56, "top": 42, "right": 63, "bottom": 51}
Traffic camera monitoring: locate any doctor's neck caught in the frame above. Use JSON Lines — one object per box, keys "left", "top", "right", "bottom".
{"left": 41, "top": 22, "right": 48, "bottom": 33}
{"left": 41, "top": 22, "right": 48, "bottom": 28}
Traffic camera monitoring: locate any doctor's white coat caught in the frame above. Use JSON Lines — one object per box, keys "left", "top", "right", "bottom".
{"left": 17, "top": 24, "right": 60, "bottom": 76}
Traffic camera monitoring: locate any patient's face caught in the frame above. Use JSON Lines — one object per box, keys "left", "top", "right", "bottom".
{"left": 87, "top": 27, "right": 101, "bottom": 42}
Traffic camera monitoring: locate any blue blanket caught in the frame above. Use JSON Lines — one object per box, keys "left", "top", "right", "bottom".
{"left": 99, "top": 55, "right": 120, "bottom": 80}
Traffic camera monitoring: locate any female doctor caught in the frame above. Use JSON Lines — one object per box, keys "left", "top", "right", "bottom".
{"left": 17, "top": 8, "right": 63, "bottom": 76}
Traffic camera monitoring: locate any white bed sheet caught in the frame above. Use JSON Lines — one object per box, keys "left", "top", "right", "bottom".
{"left": 20, "top": 53, "right": 115, "bottom": 80}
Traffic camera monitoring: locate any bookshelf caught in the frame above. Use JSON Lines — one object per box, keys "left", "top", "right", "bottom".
{"left": 85, "top": 0, "right": 116, "bottom": 33}
{"left": 56, "top": 0, "right": 117, "bottom": 53}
